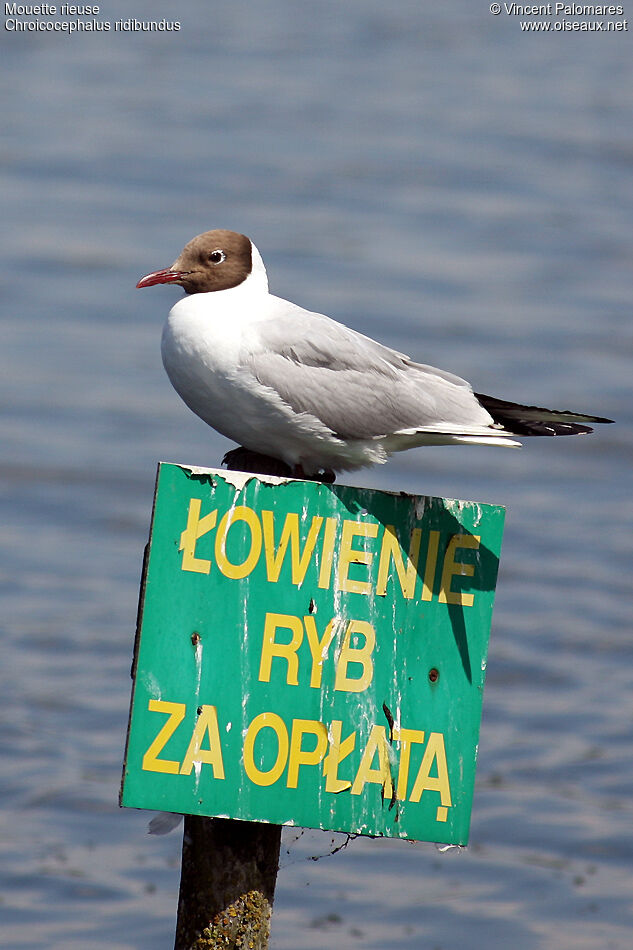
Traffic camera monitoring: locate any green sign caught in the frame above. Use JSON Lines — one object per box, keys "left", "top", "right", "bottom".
{"left": 121, "top": 463, "right": 504, "bottom": 845}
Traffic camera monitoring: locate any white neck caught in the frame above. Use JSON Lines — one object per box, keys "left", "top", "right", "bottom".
{"left": 247, "top": 242, "right": 269, "bottom": 295}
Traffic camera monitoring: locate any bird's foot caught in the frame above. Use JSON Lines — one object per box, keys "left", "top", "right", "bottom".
{"left": 292, "top": 463, "right": 336, "bottom": 484}
{"left": 222, "top": 447, "right": 336, "bottom": 483}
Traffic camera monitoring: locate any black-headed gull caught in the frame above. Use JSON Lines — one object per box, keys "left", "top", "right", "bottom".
{"left": 137, "top": 229, "right": 612, "bottom": 479}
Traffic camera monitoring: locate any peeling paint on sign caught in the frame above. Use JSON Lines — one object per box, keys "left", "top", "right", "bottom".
{"left": 121, "top": 463, "right": 505, "bottom": 846}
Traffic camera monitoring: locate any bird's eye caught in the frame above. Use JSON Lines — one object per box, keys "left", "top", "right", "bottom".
{"left": 209, "top": 249, "right": 226, "bottom": 264}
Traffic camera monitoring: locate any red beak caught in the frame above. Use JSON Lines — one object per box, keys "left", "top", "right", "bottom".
{"left": 136, "top": 268, "right": 189, "bottom": 289}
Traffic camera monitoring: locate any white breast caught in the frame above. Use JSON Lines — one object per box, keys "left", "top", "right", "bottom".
{"left": 160, "top": 267, "right": 314, "bottom": 459}
{"left": 163, "top": 276, "right": 253, "bottom": 416}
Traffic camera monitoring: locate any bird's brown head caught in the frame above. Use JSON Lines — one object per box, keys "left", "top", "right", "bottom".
{"left": 136, "top": 229, "right": 253, "bottom": 294}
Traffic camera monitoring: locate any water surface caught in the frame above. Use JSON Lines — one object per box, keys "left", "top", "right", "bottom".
{"left": 1, "top": 1, "right": 632, "bottom": 947}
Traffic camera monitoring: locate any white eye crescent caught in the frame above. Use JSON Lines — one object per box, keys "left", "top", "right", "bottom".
{"left": 209, "top": 249, "right": 226, "bottom": 264}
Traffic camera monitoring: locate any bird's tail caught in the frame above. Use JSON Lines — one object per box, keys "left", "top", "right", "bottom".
{"left": 475, "top": 393, "right": 614, "bottom": 437}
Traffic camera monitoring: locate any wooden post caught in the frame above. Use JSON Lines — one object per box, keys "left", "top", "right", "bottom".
{"left": 173, "top": 449, "right": 319, "bottom": 950}
{"left": 174, "top": 816, "right": 281, "bottom": 950}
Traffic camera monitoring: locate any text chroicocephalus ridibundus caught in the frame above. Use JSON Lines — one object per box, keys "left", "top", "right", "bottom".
{"left": 137, "top": 229, "right": 612, "bottom": 479}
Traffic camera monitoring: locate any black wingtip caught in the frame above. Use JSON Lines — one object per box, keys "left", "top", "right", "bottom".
{"left": 475, "top": 393, "right": 614, "bottom": 437}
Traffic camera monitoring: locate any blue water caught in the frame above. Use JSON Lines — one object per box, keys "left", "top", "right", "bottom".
{"left": 1, "top": 1, "right": 632, "bottom": 947}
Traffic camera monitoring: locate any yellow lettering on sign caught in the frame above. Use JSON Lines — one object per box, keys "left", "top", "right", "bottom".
{"left": 323, "top": 720, "right": 356, "bottom": 792}
{"left": 337, "top": 520, "right": 379, "bottom": 595}
{"left": 179, "top": 705, "right": 225, "bottom": 779}
{"left": 142, "top": 699, "right": 186, "bottom": 774}
{"left": 243, "top": 712, "right": 289, "bottom": 787}
{"left": 303, "top": 616, "right": 337, "bottom": 688}
{"left": 286, "top": 719, "right": 328, "bottom": 788}
{"left": 409, "top": 731, "right": 452, "bottom": 806}
{"left": 258, "top": 613, "right": 304, "bottom": 685}
{"left": 394, "top": 727, "right": 425, "bottom": 800}
{"left": 214, "top": 505, "right": 262, "bottom": 580}
{"left": 376, "top": 525, "right": 422, "bottom": 599}
{"left": 317, "top": 516, "right": 337, "bottom": 590}
{"left": 438, "top": 534, "right": 480, "bottom": 607}
{"left": 261, "top": 510, "right": 323, "bottom": 584}
{"left": 179, "top": 499, "right": 217, "bottom": 574}
{"left": 350, "top": 724, "right": 393, "bottom": 798}
{"left": 421, "top": 530, "right": 440, "bottom": 601}
{"left": 334, "top": 619, "right": 376, "bottom": 692}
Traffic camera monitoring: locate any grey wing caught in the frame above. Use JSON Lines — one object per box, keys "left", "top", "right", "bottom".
{"left": 245, "top": 303, "right": 488, "bottom": 440}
